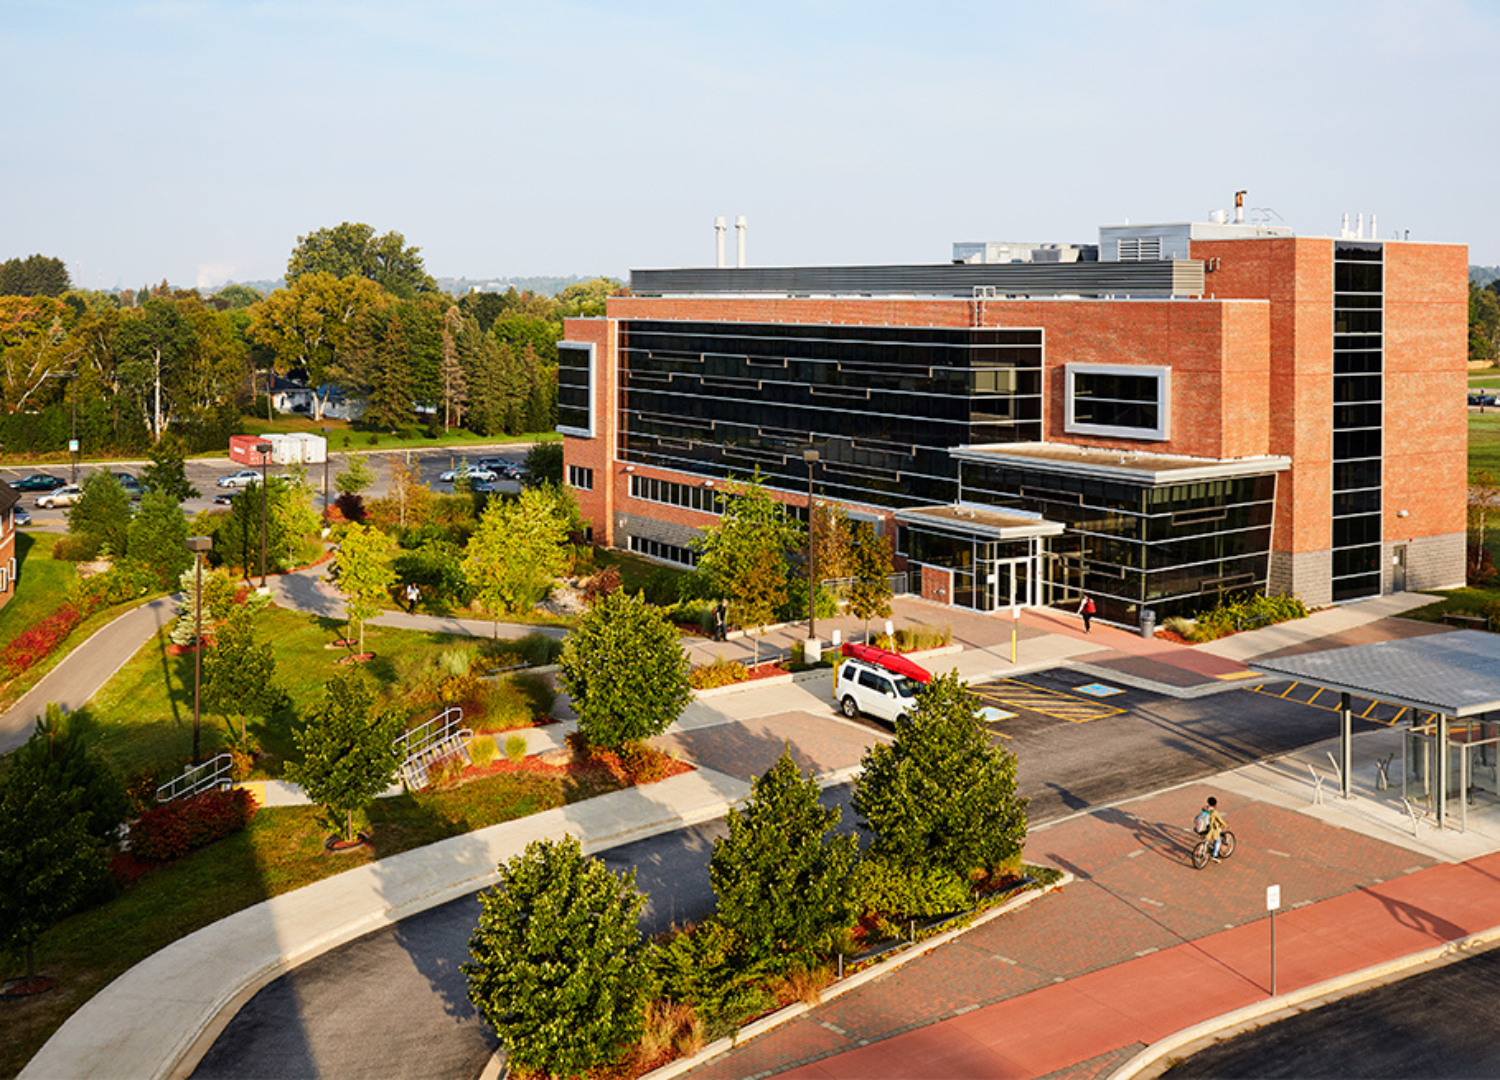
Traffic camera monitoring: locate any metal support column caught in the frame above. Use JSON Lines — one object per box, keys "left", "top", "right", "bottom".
{"left": 1339, "top": 691, "right": 1352, "bottom": 798}
{"left": 1437, "top": 713, "right": 1449, "bottom": 829}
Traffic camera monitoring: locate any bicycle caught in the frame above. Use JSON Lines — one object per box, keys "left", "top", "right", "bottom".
{"left": 1192, "top": 830, "right": 1236, "bottom": 869}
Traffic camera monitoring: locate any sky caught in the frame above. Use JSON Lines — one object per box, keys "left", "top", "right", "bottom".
{"left": 3, "top": 0, "right": 1497, "bottom": 291}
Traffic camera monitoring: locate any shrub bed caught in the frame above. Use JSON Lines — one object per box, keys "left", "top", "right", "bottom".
{"left": 689, "top": 656, "right": 749, "bottom": 690}
{"left": 130, "top": 788, "right": 258, "bottom": 862}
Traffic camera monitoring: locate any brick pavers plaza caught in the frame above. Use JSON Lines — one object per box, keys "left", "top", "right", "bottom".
{"left": 686, "top": 784, "right": 1458, "bottom": 1080}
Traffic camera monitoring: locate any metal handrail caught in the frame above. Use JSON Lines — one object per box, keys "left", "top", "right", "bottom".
{"left": 156, "top": 752, "right": 234, "bottom": 802}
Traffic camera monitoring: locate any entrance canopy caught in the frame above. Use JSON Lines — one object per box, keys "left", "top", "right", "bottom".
{"left": 1248, "top": 631, "right": 1500, "bottom": 718}
{"left": 1249, "top": 631, "right": 1500, "bottom": 827}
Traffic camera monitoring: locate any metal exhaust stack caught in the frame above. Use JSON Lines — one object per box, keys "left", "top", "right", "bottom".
{"left": 736, "top": 215, "right": 747, "bottom": 268}
{"left": 715, "top": 216, "right": 727, "bottom": 268}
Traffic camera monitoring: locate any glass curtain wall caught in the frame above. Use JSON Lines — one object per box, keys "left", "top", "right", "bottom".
{"left": 618, "top": 321, "right": 1042, "bottom": 508}
{"left": 1331, "top": 243, "right": 1384, "bottom": 602}
{"left": 961, "top": 463, "right": 1277, "bottom": 624}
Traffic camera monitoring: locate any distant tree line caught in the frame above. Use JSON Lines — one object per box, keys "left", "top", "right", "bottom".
{"left": 0, "top": 224, "right": 626, "bottom": 456}
{"left": 1472, "top": 281, "right": 1500, "bottom": 362}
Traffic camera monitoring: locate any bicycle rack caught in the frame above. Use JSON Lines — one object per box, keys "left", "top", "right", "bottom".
{"left": 1375, "top": 753, "right": 1394, "bottom": 791}
{"left": 1308, "top": 763, "right": 1326, "bottom": 805}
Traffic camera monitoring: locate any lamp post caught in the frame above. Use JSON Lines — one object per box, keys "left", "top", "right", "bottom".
{"left": 803, "top": 449, "right": 819, "bottom": 642}
{"left": 186, "top": 536, "right": 213, "bottom": 764}
{"left": 321, "top": 426, "right": 331, "bottom": 525}
{"left": 256, "top": 443, "right": 272, "bottom": 591}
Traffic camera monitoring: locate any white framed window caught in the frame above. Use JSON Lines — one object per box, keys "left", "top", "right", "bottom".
{"left": 556, "top": 342, "right": 596, "bottom": 438}
{"left": 567, "top": 465, "right": 594, "bottom": 491}
{"left": 0, "top": 567, "right": 8, "bottom": 592}
{"left": 1064, "top": 363, "right": 1170, "bottom": 441}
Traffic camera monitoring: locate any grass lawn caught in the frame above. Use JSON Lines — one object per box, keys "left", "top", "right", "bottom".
{"left": 1471, "top": 413, "right": 1500, "bottom": 480}
{"left": 0, "top": 767, "right": 623, "bottom": 1080}
{"left": 594, "top": 547, "right": 693, "bottom": 604}
{"left": 239, "top": 414, "right": 560, "bottom": 455}
{"left": 0, "top": 533, "right": 77, "bottom": 652}
{"left": 80, "top": 604, "right": 547, "bottom": 781}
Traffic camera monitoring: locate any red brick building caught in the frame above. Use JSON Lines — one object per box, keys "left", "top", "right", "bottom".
{"left": 560, "top": 215, "right": 1467, "bottom": 627}
{"left": 0, "top": 481, "right": 18, "bottom": 610}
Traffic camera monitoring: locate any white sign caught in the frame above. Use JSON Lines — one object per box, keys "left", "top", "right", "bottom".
{"left": 68, "top": 439, "right": 79, "bottom": 453}
{"left": 1012, "top": 605, "right": 1021, "bottom": 621}
{"left": 1266, "top": 884, "right": 1282, "bottom": 911}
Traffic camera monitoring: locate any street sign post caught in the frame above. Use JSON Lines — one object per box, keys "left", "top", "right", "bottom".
{"left": 1267, "top": 884, "right": 1282, "bottom": 995}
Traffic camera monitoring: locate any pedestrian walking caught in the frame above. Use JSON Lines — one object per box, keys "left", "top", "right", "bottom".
{"left": 713, "top": 600, "right": 727, "bottom": 641}
{"left": 404, "top": 582, "right": 421, "bottom": 613}
{"left": 1077, "top": 594, "right": 1095, "bottom": 633}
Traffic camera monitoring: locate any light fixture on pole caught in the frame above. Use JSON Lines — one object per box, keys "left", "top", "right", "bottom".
{"left": 321, "top": 426, "right": 331, "bottom": 524}
{"left": 185, "top": 535, "right": 213, "bottom": 765}
{"left": 255, "top": 443, "right": 272, "bottom": 590}
{"left": 803, "top": 449, "right": 819, "bottom": 642}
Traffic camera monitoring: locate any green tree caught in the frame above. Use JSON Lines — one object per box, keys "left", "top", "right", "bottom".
{"left": 248, "top": 272, "right": 385, "bottom": 421}
{"left": 67, "top": 470, "right": 133, "bottom": 559}
{"left": 124, "top": 488, "right": 192, "bottom": 589}
{"left": 171, "top": 563, "right": 238, "bottom": 646}
{"left": 138, "top": 435, "right": 201, "bottom": 504}
{"left": 847, "top": 521, "right": 894, "bottom": 640}
{"left": 0, "top": 765, "right": 111, "bottom": 984}
{"left": 285, "top": 669, "right": 403, "bottom": 842}
{"left": 214, "top": 477, "right": 313, "bottom": 580}
{"left": 203, "top": 605, "right": 283, "bottom": 746}
{"left": 286, "top": 222, "right": 437, "bottom": 299}
{"left": 334, "top": 453, "right": 375, "bottom": 496}
{"left": 522, "top": 441, "right": 563, "bottom": 487}
{"left": 854, "top": 671, "right": 1028, "bottom": 880}
{"left": 693, "top": 473, "right": 803, "bottom": 663}
{"left": 556, "top": 276, "right": 627, "bottom": 318}
{"left": 0, "top": 254, "right": 71, "bottom": 297}
{"left": 1470, "top": 283, "right": 1500, "bottom": 362}
{"left": 213, "top": 284, "right": 263, "bottom": 310}
{"left": 10, "top": 703, "right": 129, "bottom": 846}
{"left": 558, "top": 588, "right": 691, "bottom": 751}
{"left": 709, "top": 749, "right": 858, "bottom": 973}
{"left": 439, "top": 305, "right": 468, "bottom": 428}
{"left": 334, "top": 522, "right": 395, "bottom": 654}
{"left": 461, "top": 487, "right": 569, "bottom": 631}
{"left": 464, "top": 835, "right": 650, "bottom": 1078}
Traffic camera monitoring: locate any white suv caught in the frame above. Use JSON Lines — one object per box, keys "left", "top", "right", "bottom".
{"left": 835, "top": 658, "right": 922, "bottom": 724}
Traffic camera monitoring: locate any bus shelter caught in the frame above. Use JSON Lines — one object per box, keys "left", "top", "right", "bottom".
{"left": 1248, "top": 631, "right": 1500, "bottom": 829}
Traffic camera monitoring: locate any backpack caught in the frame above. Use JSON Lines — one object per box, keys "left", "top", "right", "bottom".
{"left": 1193, "top": 809, "right": 1211, "bottom": 836}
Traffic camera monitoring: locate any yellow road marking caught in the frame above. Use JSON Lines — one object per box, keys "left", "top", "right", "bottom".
{"left": 973, "top": 680, "right": 1125, "bottom": 723}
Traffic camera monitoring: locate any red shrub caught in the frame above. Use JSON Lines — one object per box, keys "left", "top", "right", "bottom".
{"left": 0, "top": 603, "right": 82, "bottom": 679}
{"left": 131, "top": 787, "right": 257, "bottom": 862}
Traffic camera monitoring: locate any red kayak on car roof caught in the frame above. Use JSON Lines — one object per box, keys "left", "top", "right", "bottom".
{"left": 839, "top": 642, "right": 932, "bottom": 684}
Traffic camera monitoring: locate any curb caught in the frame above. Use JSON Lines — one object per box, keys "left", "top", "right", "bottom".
{"left": 1108, "top": 924, "right": 1500, "bottom": 1080}
{"left": 639, "top": 871, "right": 1074, "bottom": 1080}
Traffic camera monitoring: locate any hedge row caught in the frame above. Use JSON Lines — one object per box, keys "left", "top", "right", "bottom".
{"left": 130, "top": 787, "right": 258, "bottom": 862}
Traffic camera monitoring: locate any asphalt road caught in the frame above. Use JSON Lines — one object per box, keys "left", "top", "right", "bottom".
{"left": 1168, "top": 941, "right": 1500, "bottom": 1079}
{"left": 192, "top": 680, "right": 1369, "bottom": 1080}
{"left": 1, "top": 443, "right": 534, "bottom": 530}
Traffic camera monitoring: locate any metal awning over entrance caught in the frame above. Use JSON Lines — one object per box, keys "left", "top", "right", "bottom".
{"left": 1249, "top": 631, "right": 1500, "bottom": 828}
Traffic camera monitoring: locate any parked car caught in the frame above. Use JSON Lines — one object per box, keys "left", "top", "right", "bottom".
{"left": 216, "top": 469, "right": 262, "bottom": 489}
{"left": 37, "top": 484, "right": 83, "bottom": 509}
{"left": 13, "top": 507, "right": 32, "bottom": 527}
{"left": 212, "top": 491, "right": 240, "bottom": 505}
{"left": 834, "top": 657, "right": 922, "bottom": 725}
{"left": 1470, "top": 393, "right": 1497, "bottom": 407}
{"left": 439, "top": 464, "right": 498, "bottom": 484}
{"left": 11, "top": 473, "right": 66, "bottom": 492}
{"left": 113, "top": 472, "right": 144, "bottom": 499}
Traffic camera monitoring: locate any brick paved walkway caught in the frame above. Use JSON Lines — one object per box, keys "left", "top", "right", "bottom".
{"left": 686, "top": 784, "right": 1452, "bottom": 1080}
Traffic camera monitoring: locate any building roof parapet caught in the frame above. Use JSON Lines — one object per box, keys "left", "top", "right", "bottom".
{"left": 952, "top": 442, "right": 1292, "bottom": 485}
{"left": 629, "top": 260, "right": 1205, "bottom": 300}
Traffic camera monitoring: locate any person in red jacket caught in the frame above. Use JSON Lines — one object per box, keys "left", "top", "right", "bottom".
{"left": 1077, "top": 594, "right": 1095, "bottom": 633}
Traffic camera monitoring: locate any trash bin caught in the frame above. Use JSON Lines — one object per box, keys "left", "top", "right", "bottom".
{"left": 1140, "top": 609, "right": 1157, "bottom": 639}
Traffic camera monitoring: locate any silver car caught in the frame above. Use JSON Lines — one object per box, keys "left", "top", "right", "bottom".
{"left": 37, "top": 484, "right": 84, "bottom": 508}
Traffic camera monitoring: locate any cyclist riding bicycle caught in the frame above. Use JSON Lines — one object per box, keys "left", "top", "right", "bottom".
{"left": 1193, "top": 797, "right": 1228, "bottom": 862}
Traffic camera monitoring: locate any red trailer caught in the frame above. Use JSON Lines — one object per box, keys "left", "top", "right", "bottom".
{"left": 228, "top": 435, "right": 272, "bottom": 466}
